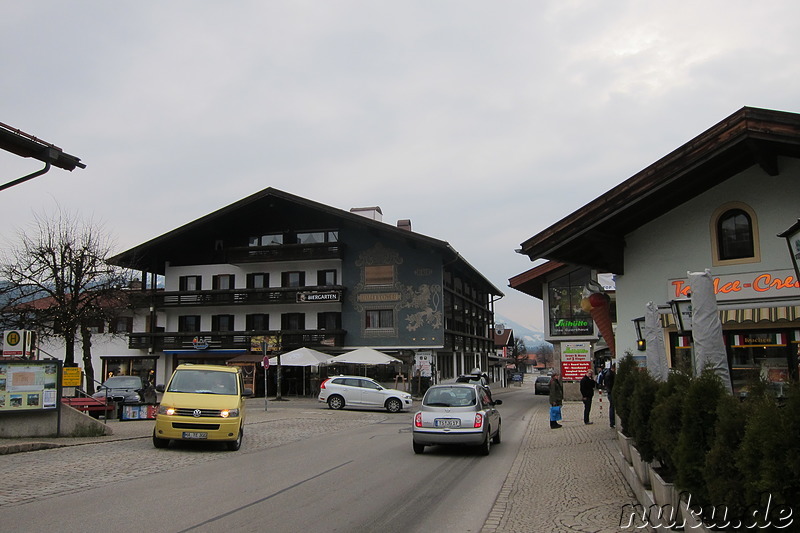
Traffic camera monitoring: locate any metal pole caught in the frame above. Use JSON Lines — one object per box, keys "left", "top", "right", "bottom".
{"left": 276, "top": 353, "right": 283, "bottom": 401}
{"left": 261, "top": 341, "right": 268, "bottom": 412}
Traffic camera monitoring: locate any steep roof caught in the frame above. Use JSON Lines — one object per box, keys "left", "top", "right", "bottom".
{"left": 109, "top": 187, "right": 503, "bottom": 295}
{"left": 0, "top": 122, "right": 85, "bottom": 172}
{"left": 517, "top": 107, "right": 800, "bottom": 274}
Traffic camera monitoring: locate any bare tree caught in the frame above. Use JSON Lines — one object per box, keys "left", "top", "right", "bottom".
{"left": 0, "top": 207, "right": 132, "bottom": 392}
{"left": 512, "top": 337, "right": 529, "bottom": 371}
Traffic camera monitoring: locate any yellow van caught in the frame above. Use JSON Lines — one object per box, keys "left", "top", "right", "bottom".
{"left": 153, "top": 364, "right": 252, "bottom": 451}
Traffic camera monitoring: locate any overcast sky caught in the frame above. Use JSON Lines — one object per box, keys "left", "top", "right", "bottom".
{"left": 2, "top": 1, "right": 799, "bottom": 332}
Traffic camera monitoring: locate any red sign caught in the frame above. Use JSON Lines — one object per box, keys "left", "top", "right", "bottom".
{"left": 262, "top": 356, "right": 270, "bottom": 369}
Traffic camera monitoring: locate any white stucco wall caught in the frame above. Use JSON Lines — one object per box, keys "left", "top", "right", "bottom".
{"left": 614, "top": 156, "right": 800, "bottom": 355}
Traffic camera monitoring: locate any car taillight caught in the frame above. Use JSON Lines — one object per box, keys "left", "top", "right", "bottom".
{"left": 414, "top": 412, "right": 423, "bottom": 427}
{"left": 320, "top": 379, "right": 328, "bottom": 390}
{"left": 474, "top": 413, "right": 483, "bottom": 428}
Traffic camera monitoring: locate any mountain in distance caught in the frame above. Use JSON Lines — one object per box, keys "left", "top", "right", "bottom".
{"left": 494, "top": 314, "right": 547, "bottom": 349}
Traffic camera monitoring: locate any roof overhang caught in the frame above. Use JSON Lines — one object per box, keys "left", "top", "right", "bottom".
{"left": 517, "top": 107, "right": 800, "bottom": 274}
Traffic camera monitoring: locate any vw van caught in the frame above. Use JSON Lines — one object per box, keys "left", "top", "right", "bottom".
{"left": 153, "top": 364, "right": 252, "bottom": 451}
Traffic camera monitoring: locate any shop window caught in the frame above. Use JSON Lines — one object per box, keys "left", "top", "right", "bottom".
{"left": 178, "top": 315, "right": 201, "bottom": 332}
{"left": 211, "top": 315, "right": 235, "bottom": 332}
{"left": 711, "top": 203, "right": 760, "bottom": 266}
{"left": 246, "top": 314, "right": 269, "bottom": 331}
{"left": 179, "top": 275, "right": 202, "bottom": 291}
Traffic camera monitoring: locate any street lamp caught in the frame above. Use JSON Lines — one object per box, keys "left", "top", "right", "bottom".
{"left": 669, "top": 299, "right": 693, "bottom": 334}
{"left": 632, "top": 316, "right": 646, "bottom": 351}
{"left": 777, "top": 219, "right": 800, "bottom": 286}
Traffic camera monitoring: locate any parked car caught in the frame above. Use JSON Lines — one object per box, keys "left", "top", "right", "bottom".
{"left": 318, "top": 375, "right": 412, "bottom": 413}
{"left": 534, "top": 375, "right": 551, "bottom": 395}
{"left": 153, "top": 364, "right": 253, "bottom": 451}
{"left": 92, "top": 375, "right": 157, "bottom": 404}
{"left": 412, "top": 383, "right": 502, "bottom": 455}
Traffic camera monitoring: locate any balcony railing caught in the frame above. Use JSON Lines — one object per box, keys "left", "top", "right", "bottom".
{"left": 141, "top": 287, "right": 345, "bottom": 308}
{"left": 226, "top": 242, "right": 345, "bottom": 264}
{"left": 128, "top": 329, "right": 346, "bottom": 352}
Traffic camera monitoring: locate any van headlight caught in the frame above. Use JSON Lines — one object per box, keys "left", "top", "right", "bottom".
{"left": 220, "top": 408, "right": 239, "bottom": 418}
{"left": 157, "top": 405, "right": 176, "bottom": 416}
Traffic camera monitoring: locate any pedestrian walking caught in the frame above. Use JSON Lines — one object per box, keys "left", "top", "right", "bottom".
{"left": 580, "top": 369, "right": 596, "bottom": 424}
{"left": 549, "top": 372, "right": 563, "bottom": 429}
{"left": 605, "top": 363, "right": 616, "bottom": 428}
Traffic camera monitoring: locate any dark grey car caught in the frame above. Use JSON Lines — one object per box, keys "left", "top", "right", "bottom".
{"left": 93, "top": 375, "right": 157, "bottom": 404}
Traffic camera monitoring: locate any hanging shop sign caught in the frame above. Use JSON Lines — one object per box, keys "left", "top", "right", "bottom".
{"left": 668, "top": 269, "right": 800, "bottom": 301}
{"left": 297, "top": 291, "right": 341, "bottom": 303}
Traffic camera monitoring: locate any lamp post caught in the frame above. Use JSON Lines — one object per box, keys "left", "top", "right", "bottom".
{"left": 632, "top": 316, "right": 646, "bottom": 351}
{"left": 777, "top": 219, "right": 800, "bottom": 287}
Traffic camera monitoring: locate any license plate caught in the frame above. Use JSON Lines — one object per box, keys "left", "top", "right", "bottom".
{"left": 182, "top": 432, "right": 208, "bottom": 439}
{"left": 434, "top": 418, "right": 461, "bottom": 428}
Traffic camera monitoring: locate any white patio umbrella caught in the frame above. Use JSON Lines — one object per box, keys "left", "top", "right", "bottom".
{"left": 329, "top": 347, "right": 401, "bottom": 365}
{"left": 689, "top": 269, "right": 733, "bottom": 393}
{"left": 644, "top": 301, "right": 669, "bottom": 382}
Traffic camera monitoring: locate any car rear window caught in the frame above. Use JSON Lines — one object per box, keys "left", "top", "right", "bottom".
{"left": 424, "top": 387, "right": 476, "bottom": 407}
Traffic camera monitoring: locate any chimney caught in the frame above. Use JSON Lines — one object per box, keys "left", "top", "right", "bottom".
{"left": 350, "top": 206, "right": 383, "bottom": 222}
{"left": 397, "top": 219, "right": 412, "bottom": 232}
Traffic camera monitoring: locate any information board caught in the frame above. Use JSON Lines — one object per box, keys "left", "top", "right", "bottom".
{"left": 0, "top": 360, "right": 60, "bottom": 412}
{"left": 560, "top": 342, "right": 591, "bottom": 381}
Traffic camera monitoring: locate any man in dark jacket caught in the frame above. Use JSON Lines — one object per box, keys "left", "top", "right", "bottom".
{"left": 579, "top": 369, "right": 596, "bottom": 425}
{"left": 605, "top": 363, "right": 616, "bottom": 428}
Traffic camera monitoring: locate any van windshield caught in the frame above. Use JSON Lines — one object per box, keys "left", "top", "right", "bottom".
{"left": 168, "top": 370, "right": 238, "bottom": 395}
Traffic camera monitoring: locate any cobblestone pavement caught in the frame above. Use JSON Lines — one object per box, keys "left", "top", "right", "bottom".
{"left": 480, "top": 393, "right": 652, "bottom": 533}
{"left": 0, "top": 385, "right": 649, "bottom": 532}
{"left": 0, "top": 400, "right": 388, "bottom": 507}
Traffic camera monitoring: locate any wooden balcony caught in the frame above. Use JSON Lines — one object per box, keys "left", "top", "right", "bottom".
{"left": 142, "top": 287, "right": 344, "bottom": 308}
{"left": 226, "top": 242, "right": 345, "bottom": 264}
{"left": 128, "top": 329, "right": 346, "bottom": 352}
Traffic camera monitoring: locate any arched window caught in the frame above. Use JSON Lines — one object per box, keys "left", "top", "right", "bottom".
{"left": 716, "top": 209, "right": 754, "bottom": 260}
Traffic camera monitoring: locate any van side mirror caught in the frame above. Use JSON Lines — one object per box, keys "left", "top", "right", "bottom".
{"left": 493, "top": 399, "right": 503, "bottom": 406}
{"left": 155, "top": 384, "right": 165, "bottom": 393}
{"left": 243, "top": 388, "right": 254, "bottom": 397}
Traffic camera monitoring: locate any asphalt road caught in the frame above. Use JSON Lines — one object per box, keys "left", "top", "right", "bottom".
{"left": 0, "top": 387, "right": 534, "bottom": 533}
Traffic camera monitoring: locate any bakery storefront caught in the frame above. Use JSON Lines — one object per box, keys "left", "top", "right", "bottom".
{"left": 665, "top": 269, "right": 800, "bottom": 397}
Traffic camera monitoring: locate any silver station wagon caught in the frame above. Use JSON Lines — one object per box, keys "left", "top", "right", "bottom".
{"left": 412, "top": 383, "right": 502, "bottom": 455}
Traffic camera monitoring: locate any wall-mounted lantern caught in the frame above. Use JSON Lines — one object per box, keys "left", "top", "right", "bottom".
{"left": 778, "top": 219, "right": 800, "bottom": 286}
{"left": 669, "top": 299, "right": 693, "bottom": 334}
{"left": 632, "top": 316, "right": 646, "bottom": 351}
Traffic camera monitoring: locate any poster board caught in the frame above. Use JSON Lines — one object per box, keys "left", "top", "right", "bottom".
{"left": 0, "top": 360, "right": 60, "bottom": 412}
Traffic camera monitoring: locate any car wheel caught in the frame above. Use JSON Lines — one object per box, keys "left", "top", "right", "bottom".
{"left": 385, "top": 398, "right": 402, "bottom": 413}
{"left": 492, "top": 422, "right": 502, "bottom": 444}
{"left": 413, "top": 441, "right": 425, "bottom": 454}
{"left": 226, "top": 428, "right": 243, "bottom": 451}
{"left": 328, "top": 395, "right": 345, "bottom": 410}
{"left": 479, "top": 430, "right": 491, "bottom": 456}
{"left": 152, "top": 429, "right": 169, "bottom": 449}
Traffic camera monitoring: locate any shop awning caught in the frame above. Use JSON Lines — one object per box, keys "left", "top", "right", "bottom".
{"left": 660, "top": 305, "right": 800, "bottom": 327}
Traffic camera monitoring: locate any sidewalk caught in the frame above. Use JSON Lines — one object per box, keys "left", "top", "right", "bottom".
{"left": 0, "top": 381, "right": 646, "bottom": 532}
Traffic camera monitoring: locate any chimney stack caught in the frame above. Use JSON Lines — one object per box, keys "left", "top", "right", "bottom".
{"left": 397, "top": 219, "right": 412, "bottom": 232}
{"left": 350, "top": 206, "right": 383, "bottom": 222}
